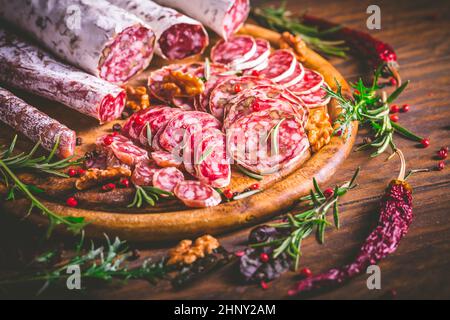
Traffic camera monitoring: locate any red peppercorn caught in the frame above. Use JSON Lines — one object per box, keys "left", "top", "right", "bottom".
{"left": 335, "top": 129, "right": 343, "bottom": 137}
{"left": 119, "top": 178, "right": 130, "bottom": 188}
{"left": 77, "top": 169, "right": 86, "bottom": 176}
{"left": 250, "top": 183, "right": 260, "bottom": 190}
{"left": 323, "top": 188, "right": 334, "bottom": 198}
{"left": 251, "top": 70, "right": 259, "bottom": 77}
{"left": 441, "top": 146, "right": 449, "bottom": 153}
{"left": 223, "top": 188, "right": 233, "bottom": 199}
{"left": 134, "top": 116, "right": 144, "bottom": 126}
{"left": 103, "top": 135, "right": 114, "bottom": 146}
{"left": 111, "top": 131, "right": 119, "bottom": 136}
{"left": 234, "top": 84, "right": 242, "bottom": 93}
{"left": 437, "top": 161, "right": 445, "bottom": 171}
{"left": 252, "top": 101, "right": 261, "bottom": 111}
{"left": 235, "top": 251, "right": 245, "bottom": 257}
{"left": 260, "top": 281, "right": 269, "bottom": 290}
{"left": 354, "top": 89, "right": 360, "bottom": 95}
{"left": 437, "top": 149, "right": 448, "bottom": 160}
{"left": 259, "top": 252, "right": 270, "bottom": 263}
{"left": 390, "top": 105, "right": 399, "bottom": 113}
{"left": 401, "top": 104, "right": 410, "bottom": 113}
{"left": 299, "top": 267, "right": 313, "bottom": 278}
{"left": 68, "top": 168, "right": 77, "bottom": 177}
{"left": 420, "top": 138, "right": 430, "bottom": 148}
{"left": 101, "top": 183, "right": 116, "bottom": 191}
{"left": 66, "top": 197, "right": 78, "bottom": 207}
{"left": 389, "top": 77, "right": 397, "bottom": 86}
{"left": 390, "top": 114, "right": 399, "bottom": 122}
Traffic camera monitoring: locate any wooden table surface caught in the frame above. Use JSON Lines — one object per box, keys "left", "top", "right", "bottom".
{"left": 0, "top": 0, "right": 449, "bottom": 299}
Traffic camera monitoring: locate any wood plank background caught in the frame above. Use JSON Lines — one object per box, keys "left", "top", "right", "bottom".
{"left": 0, "top": 0, "right": 449, "bottom": 299}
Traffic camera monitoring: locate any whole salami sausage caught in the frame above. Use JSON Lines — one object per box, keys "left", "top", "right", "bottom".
{"left": 109, "top": 0, "right": 209, "bottom": 60}
{"left": 154, "top": 0, "right": 250, "bottom": 40}
{"left": 0, "top": 0, "right": 155, "bottom": 84}
{"left": 0, "top": 29, "right": 126, "bottom": 123}
{"left": 0, "top": 87, "right": 76, "bottom": 159}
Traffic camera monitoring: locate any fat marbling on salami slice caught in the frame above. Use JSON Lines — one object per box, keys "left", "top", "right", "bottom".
{"left": 159, "top": 111, "right": 222, "bottom": 153}
{"left": 110, "top": 0, "right": 208, "bottom": 60}
{"left": 152, "top": 167, "right": 185, "bottom": 193}
{"left": 297, "top": 85, "right": 332, "bottom": 108}
{"left": 131, "top": 161, "right": 159, "bottom": 186}
{"left": 0, "top": 0, "right": 155, "bottom": 84}
{"left": 174, "top": 180, "right": 222, "bottom": 208}
{"left": 211, "top": 35, "right": 256, "bottom": 65}
{"left": 227, "top": 109, "right": 310, "bottom": 175}
{"left": 288, "top": 68, "right": 324, "bottom": 95}
{"left": 0, "top": 87, "right": 76, "bottom": 159}
{"left": 193, "top": 129, "right": 231, "bottom": 188}
{"left": 258, "top": 50, "right": 297, "bottom": 83}
{"left": 0, "top": 29, "right": 126, "bottom": 123}
{"left": 154, "top": 0, "right": 250, "bottom": 40}
{"left": 209, "top": 76, "right": 274, "bottom": 120}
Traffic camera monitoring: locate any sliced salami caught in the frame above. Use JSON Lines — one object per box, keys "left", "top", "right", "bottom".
{"left": 195, "top": 75, "right": 235, "bottom": 113}
{"left": 154, "top": 0, "right": 250, "bottom": 40}
{"left": 211, "top": 35, "right": 256, "bottom": 65}
{"left": 174, "top": 180, "right": 222, "bottom": 208}
{"left": 194, "top": 130, "right": 231, "bottom": 188}
{"left": 209, "top": 76, "right": 274, "bottom": 120}
{"left": 153, "top": 167, "right": 185, "bottom": 193}
{"left": 279, "top": 62, "right": 305, "bottom": 88}
{"left": 110, "top": 0, "right": 208, "bottom": 60}
{"left": 96, "top": 134, "right": 149, "bottom": 167}
{"left": 159, "top": 111, "right": 222, "bottom": 153}
{"left": 0, "top": 29, "right": 126, "bottom": 123}
{"left": 297, "top": 85, "right": 331, "bottom": 108}
{"left": 0, "top": 87, "right": 76, "bottom": 159}
{"left": 227, "top": 109, "right": 310, "bottom": 174}
{"left": 182, "top": 128, "right": 216, "bottom": 176}
{"left": 288, "top": 68, "right": 324, "bottom": 95}
{"left": 233, "top": 39, "right": 271, "bottom": 71}
{"left": 151, "top": 151, "right": 183, "bottom": 168}
{"left": 131, "top": 161, "right": 159, "bottom": 186}
{"left": 258, "top": 50, "right": 297, "bottom": 83}
{"left": 0, "top": 0, "right": 155, "bottom": 84}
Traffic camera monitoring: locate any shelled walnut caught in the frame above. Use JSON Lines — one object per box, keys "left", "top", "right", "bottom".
{"left": 124, "top": 85, "right": 150, "bottom": 111}
{"left": 162, "top": 70, "right": 205, "bottom": 97}
{"left": 75, "top": 167, "right": 131, "bottom": 190}
{"left": 306, "top": 107, "right": 334, "bottom": 153}
{"left": 167, "top": 235, "right": 220, "bottom": 266}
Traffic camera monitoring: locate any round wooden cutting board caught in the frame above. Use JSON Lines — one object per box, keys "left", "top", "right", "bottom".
{"left": 0, "top": 38, "right": 357, "bottom": 242}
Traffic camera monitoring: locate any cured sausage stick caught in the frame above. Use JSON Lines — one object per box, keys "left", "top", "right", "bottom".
{"left": 0, "top": 87, "right": 76, "bottom": 159}
{"left": 154, "top": 0, "right": 250, "bottom": 40}
{"left": 109, "top": 0, "right": 209, "bottom": 60}
{"left": 0, "top": 29, "right": 126, "bottom": 123}
{"left": 0, "top": 0, "right": 155, "bottom": 84}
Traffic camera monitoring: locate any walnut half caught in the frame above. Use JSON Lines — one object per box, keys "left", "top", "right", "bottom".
{"left": 163, "top": 70, "right": 205, "bottom": 97}
{"left": 167, "top": 235, "right": 220, "bottom": 266}
{"left": 75, "top": 167, "right": 131, "bottom": 190}
{"left": 306, "top": 107, "right": 334, "bottom": 153}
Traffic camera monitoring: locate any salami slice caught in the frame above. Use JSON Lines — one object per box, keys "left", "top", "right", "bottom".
{"left": 0, "top": 0, "right": 155, "bottom": 84}
{"left": 153, "top": 167, "right": 185, "bottom": 193}
{"left": 195, "top": 75, "right": 235, "bottom": 113}
{"left": 288, "top": 68, "right": 324, "bottom": 95}
{"left": 159, "top": 111, "right": 222, "bottom": 153}
{"left": 110, "top": 0, "right": 208, "bottom": 60}
{"left": 227, "top": 109, "right": 310, "bottom": 174}
{"left": 279, "top": 62, "right": 305, "bottom": 88}
{"left": 258, "top": 50, "right": 297, "bottom": 83}
{"left": 209, "top": 76, "right": 274, "bottom": 120}
{"left": 131, "top": 161, "right": 159, "bottom": 186}
{"left": 211, "top": 36, "right": 256, "bottom": 65}
{"left": 182, "top": 128, "right": 219, "bottom": 177}
{"left": 0, "top": 29, "right": 126, "bottom": 123}
{"left": 297, "top": 85, "right": 331, "bottom": 108}
{"left": 0, "top": 87, "right": 76, "bottom": 159}
{"left": 174, "top": 180, "right": 222, "bottom": 208}
{"left": 154, "top": 0, "right": 250, "bottom": 40}
{"left": 194, "top": 130, "right": 231, "bottom": 188}
{"left": 233, "top": 39, "right": 271, "bottom": 71}
{"left": 96, "top": 134, "right": 149, "bottom": 167}
{"left": 151, "top": 151, "right": 183, "bottom": 168}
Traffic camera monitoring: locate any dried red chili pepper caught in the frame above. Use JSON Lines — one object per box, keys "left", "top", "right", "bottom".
{"left": 301, "top": 14, "right": 401, "bottom": 86}
{"left": 288, "top": 150, "right": 412, "bottom": 296}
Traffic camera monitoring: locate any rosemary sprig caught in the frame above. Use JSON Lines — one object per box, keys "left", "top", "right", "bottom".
{"left": 128, "top": 185, "right": 173, "bottom": 208}
{"left": 236, "top": 165, "right": 264, "bottom": 181}
{"left": 251, "top": 168, "right": 359, "bottom": 270}
{"left": 0, "top": 136, "right": 86, "bottom": 237}
{"left": 251, "top": 3, "right": 348, "bottom": 57}
{"left": 0, "top": 235, "right": 169, "bottom": 294}
{"left": 326, "top": 68, "right": 423, "bottom": 157}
